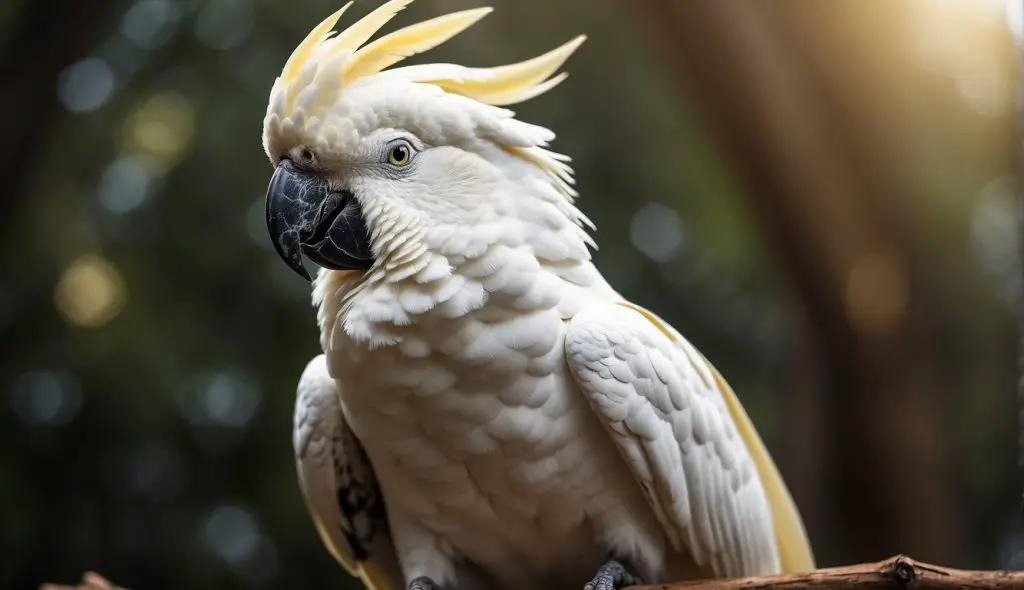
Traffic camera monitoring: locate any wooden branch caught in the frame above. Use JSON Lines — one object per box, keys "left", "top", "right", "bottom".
{"left": 630, "top": 556, "right": 1024, "bottom": 590}
{"left": 39, "top": 557, "right": 1024, "bottom": 590}
{"left": 40, "top": 571, "right": 123, "bottom": 590}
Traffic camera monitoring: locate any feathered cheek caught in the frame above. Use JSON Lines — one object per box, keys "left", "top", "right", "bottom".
{"left": 361, "top": 203, "right": 432, "bottom": 267}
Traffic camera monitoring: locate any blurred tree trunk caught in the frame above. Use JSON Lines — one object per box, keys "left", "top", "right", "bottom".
{"left": 1017, "top": 2, "right": 1024, "bottom": 474}
{"left": 0, "top": 0, "right": 113, "bottom": 227}
{"left": 780, "top": 305, "right": 826, "bottom": 555}
{"left": 634, "top": 2, "right": 963, "bottom": 565}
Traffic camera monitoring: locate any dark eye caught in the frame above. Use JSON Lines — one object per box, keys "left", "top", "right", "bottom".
{"left": 387, "top": 142, "right": 412, "bottom": 167}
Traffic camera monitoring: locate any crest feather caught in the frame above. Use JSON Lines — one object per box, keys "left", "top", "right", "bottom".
{"left": 342, "top": 7, "right": 493, "bottom": 83}
{"left": 430, "top": 35, "right": 586, "bottom": 106}
{"left": 280, "top": 2, "right": 352, "bottom": 85}
{"left": 331, "top": 0, "right": 415, "bottom": 56}
{"left": 267, "top": 1, "right": 587, "bottom": 183}
{"left": 273, "top": 2, "right": 585, "bottom": 115}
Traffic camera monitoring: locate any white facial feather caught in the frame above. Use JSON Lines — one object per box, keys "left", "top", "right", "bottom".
{"left": 269, "top": 2, "right": 605, "bottom": 347}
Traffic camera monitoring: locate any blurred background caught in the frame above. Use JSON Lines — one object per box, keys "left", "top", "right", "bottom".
{"left": 1, "top": 0, "right": 1020, "bottom": 588}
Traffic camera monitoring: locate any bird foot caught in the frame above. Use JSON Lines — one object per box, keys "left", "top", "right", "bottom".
{"left": 584, "top": 559, "right": 642, "bottom": 590}
{"left": 409, "top": 576, "right": 441, "bottom": 590}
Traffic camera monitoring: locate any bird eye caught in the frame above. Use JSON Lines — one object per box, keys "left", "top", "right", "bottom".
{"left": 386, "top": 141, "right": 413, "bottom": 167}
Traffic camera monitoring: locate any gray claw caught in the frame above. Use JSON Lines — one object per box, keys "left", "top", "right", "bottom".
{"left": 409, "top": 576, "right": 441, "bottom": 590}
{"left": 584, "top": 559, "right": 641, "bottom": 590}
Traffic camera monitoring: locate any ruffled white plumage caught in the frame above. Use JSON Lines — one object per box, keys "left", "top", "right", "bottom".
{"left": 269, "top": 2, "right": 815, "bottom": 589}
{"left": 565, "top": 303, "right": 781, "bottom": 578}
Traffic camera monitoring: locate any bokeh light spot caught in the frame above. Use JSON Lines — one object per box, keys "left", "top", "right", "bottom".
{"left": 844, "top": 249, "right": 909, "bottom": 337}
{"left": 203, "top": 504, "right": 279, "bottom": 585}
{"left": 58, "top": 58, "right": 116, "bottom": 114}
{"left": 629, "top": 202, "right": 686, "bottom": 263}
{"left": 9, "top": 370, "right": 83, "bottom": 426}
{"left": 120, "top": 0, "right": 180, "bottom": 50}
{"left": 178, "top": 370, "right": 262, "bottom": 429}
{"left": 911, "top": 0, "right": 1014, "bottom": 116}
{"left": 98, "top": 156, "right": 154, "bottom": 215}
{"left": 971, "top": 175, "right": 1020, "bottom": 304}
{"left": 123, "top": 92, "right": 195, "bottom": 172}
{"left": 204, "top": 505, "right": 259, "bottom": 562}
{"left": 55, "top": 254, "right": 128, "bottom": 328}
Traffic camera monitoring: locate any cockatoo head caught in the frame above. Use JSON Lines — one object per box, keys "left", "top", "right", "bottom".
{"left": 263, "top": 0, "right": 590, "bottom": 283}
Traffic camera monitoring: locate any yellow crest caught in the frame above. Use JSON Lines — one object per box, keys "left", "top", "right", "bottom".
{"left": 269, "top": 0, "right": 585, "bottom": 122}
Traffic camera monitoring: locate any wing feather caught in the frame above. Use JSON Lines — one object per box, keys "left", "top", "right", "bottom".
{"left": 618, "top": 302, "right": 816, "bottom": 574}
{"left": 565, "top": 302, "right": 812, "bottom": 579}
{"left": 294, "top": 355, "right": 404, "bottom": 590}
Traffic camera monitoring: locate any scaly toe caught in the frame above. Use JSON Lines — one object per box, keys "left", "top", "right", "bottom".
{"left": 584, "top": 559, "right": 641, "bottom": 590}
{"left": 408, "top": 576, "right": 441, "bottom": 590}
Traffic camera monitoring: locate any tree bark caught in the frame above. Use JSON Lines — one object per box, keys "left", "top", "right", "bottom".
{"left": 633, "top": 556, "right": 1024, "bottom": 590}
{"left": 1016, "top": 0, "right": 1024, "bottom": 471}
{"left": 0, "top": 0, "right": 114, "bottom": 223}
{"left": 633, "top": 1, "right": 962, "bottom": 564}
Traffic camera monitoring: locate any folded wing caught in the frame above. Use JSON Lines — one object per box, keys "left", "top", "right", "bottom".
{"left": 565, "top": 302, "right": 812, "bottom": 578}
{"left": 294, "top": 355, "right": 404, "bottom": 590}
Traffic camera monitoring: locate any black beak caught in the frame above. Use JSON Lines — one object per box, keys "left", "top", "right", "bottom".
{"left": 265, "top": 158, "right": 374, "bottom": 281}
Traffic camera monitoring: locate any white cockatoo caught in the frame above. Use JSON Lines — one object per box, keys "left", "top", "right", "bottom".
{"left": 265, "top": 3, "right": 815, "bottom": 590}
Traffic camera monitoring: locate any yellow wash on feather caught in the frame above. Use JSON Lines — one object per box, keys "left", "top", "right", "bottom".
{"left": 266, "top": 0, "right": 586, "bottom": 129}
{"left": 617, "top": 301, "right": 816, "bottom": 574}
{"left": 341, "top": 8, "right": 494, "bottom": 82}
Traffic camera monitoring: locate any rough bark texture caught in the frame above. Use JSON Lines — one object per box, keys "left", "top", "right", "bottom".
{"left": 634, "top": 1, "right": 962, "bottom": 564}
{"left": 630, "top": 557, "right": 1024, "bottom": 590}
{"left": 632, "top": 556, "right": 1024, "bottom": 590}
